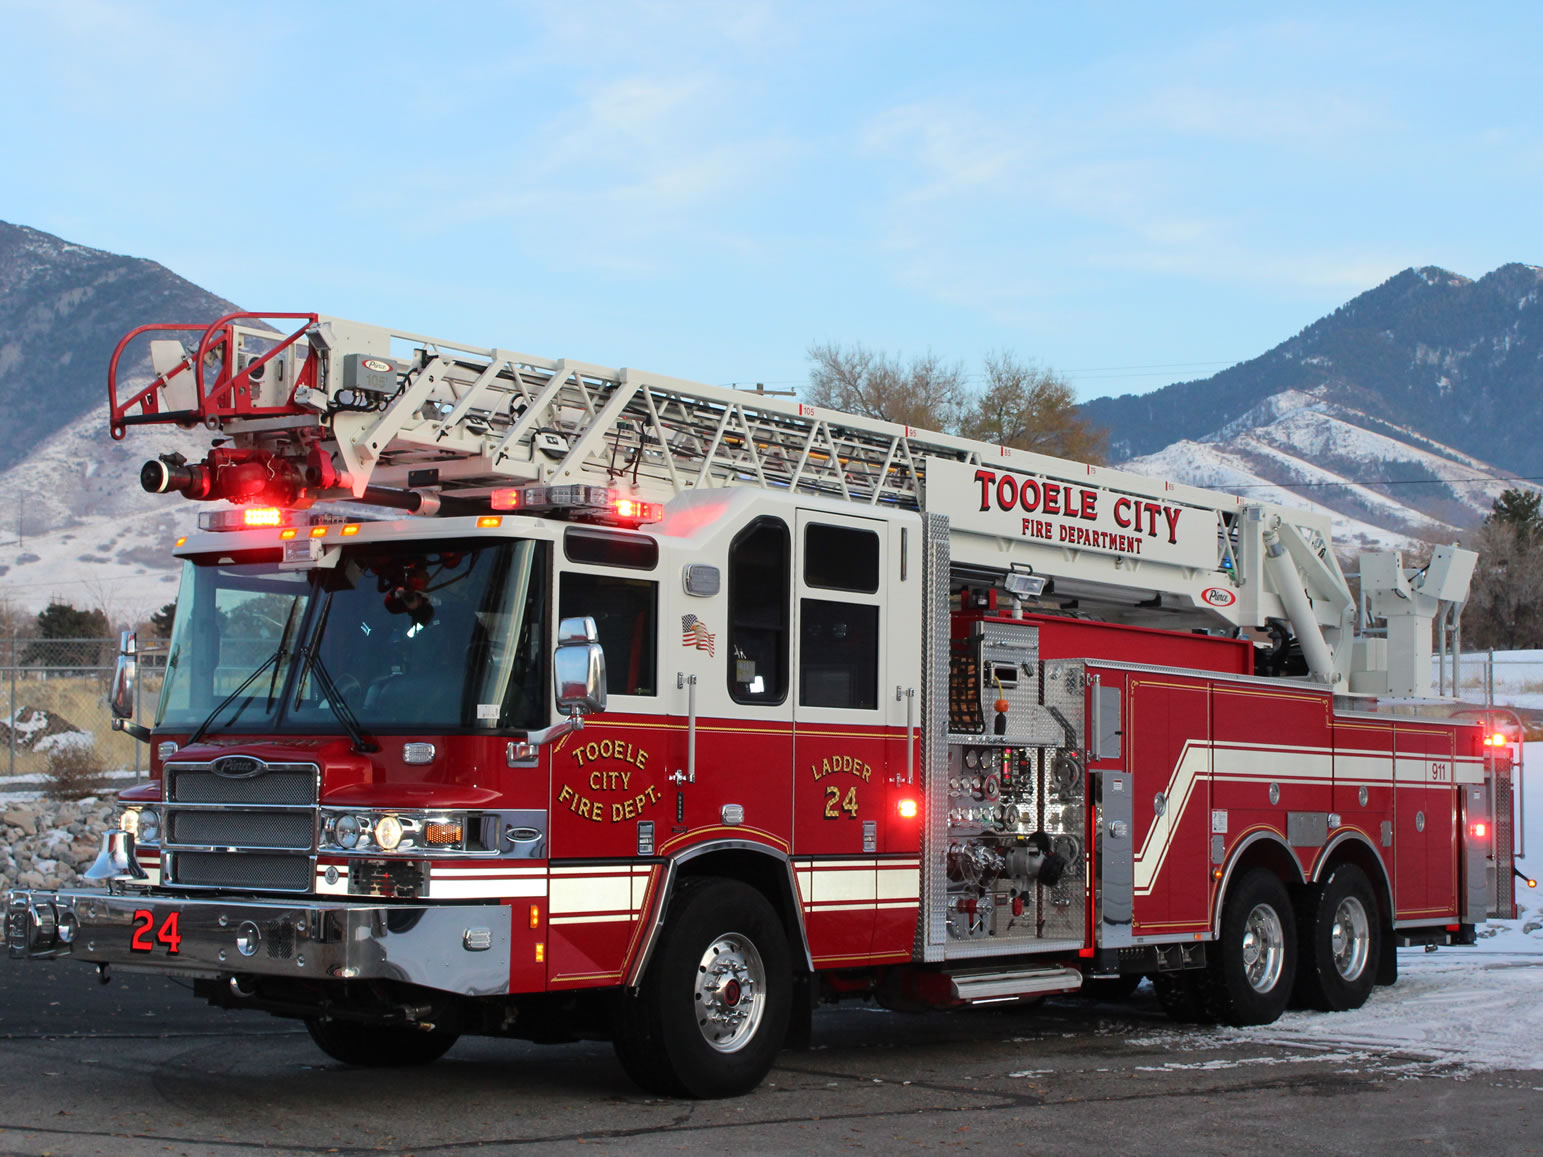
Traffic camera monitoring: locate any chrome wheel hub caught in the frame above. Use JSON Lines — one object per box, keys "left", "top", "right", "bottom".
{"left": 1241, "top": 903, "right": 1285, "bottom": 994}
{"left": 693, "top": 933, "right": 766, "bottom": 1052}
{"left": 1330, "top": 895, "right": 1371, "bottom": 981}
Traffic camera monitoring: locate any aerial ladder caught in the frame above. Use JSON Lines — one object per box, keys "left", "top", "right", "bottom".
{"left": 109, "top": 312, "right": 1475, "bottom": 698}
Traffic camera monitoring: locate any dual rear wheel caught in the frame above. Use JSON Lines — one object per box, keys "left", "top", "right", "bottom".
{"left": 1155, "top": 864, "right": 1381, "bottom": 1026}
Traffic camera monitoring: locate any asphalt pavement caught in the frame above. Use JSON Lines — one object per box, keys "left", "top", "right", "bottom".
{"left": 0, "top": 953, "right": 1538, "bottom": 1156}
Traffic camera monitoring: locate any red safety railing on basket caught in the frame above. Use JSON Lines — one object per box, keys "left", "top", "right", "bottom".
{"left": 108, "top": 313, "right": 321, "bottom": 440}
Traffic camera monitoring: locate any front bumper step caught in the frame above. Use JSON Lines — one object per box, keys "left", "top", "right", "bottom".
{"left": 7, "top": 888, "right": 513, "bottom": 996}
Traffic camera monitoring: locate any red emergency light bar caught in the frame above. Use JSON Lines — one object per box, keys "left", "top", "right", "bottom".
{"left": 490, "top": 484, "right": 663, "bottom": 528}
{"left": 197, "top": 508, "right": 360, "bottom": 533}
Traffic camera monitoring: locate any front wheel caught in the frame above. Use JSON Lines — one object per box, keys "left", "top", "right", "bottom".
{"left": 1205, "top": 869, "right": 1297, "bottom": 1026}
{"left": 612, "top": 878, "right": 791, "bottom": 1098}
{"left": 1294, "top": 864, "right": 1380, "bottom": 1011}
{"left": 305, "top": 1017, "right": 460, "bottom": 1067}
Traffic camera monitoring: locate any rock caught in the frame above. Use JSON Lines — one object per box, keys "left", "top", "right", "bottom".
{"left": 3, "top": 809, "right": 37, "bottom": 832}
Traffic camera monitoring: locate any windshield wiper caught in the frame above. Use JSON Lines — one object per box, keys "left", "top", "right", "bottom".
{"left": 300, "top": 645, "right": 379, "bottom": 754}
{"left": 184, "top": 597, "right": 303, "bottom": 747}
{"left": 298, "top": 595, "right": 379, "bottom": 754}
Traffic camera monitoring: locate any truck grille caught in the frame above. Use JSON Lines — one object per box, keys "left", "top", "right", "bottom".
{"left": 169, "top": 811, "right": 314, "bottom": 850}
{"left": 166, "top": 765, "right": 317, "bottom": 804}
{"left": 170, "top": 851, "right": 312, "bottom": 892}
{"left": 161, "top": 759, "right": 318, "bottom": 893}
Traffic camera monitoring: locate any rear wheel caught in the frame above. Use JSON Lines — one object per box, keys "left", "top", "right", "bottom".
{"left": 612, "top": 878, "right": 791, "bottom": 1098}
{"left": 1205, "top": 869, "right": 1297, "bottom": 1026}
{"left": 1295, "top": 864, "right": 1380, "bottom": 1011}
{"left": 305, "top": 1018, "right": 460, "bottom": 1067}
{"left": 1151, "top": 971, "right": 1210, "bottom": 1023}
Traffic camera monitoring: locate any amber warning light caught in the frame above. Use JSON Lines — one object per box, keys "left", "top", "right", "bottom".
{"left": 489, "top": 483, "right": 662, "bottom": 527}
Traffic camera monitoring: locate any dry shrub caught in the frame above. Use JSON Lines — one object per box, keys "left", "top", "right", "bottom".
{"left": 43, "top": 743, "right": 108, "bottom": 801}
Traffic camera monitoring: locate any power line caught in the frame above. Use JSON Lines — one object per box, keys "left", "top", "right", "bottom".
{"left": 1217, "top": 474, "right": 1543, "bottom": 491}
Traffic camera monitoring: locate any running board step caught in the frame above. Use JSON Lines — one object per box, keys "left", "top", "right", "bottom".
{"left": 948, "top": 965, "right": 1083, "bottom": 1003}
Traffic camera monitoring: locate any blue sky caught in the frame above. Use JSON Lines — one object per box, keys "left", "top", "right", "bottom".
{"left": 3, "top": 1, "right": 1538, "bottom": 403}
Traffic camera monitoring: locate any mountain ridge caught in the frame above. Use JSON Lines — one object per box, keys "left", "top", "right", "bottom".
{"left": 0, "top": 220, "right": 240, "bottom": 480}
{"left": 1082, "top": 262, "right": 1543, "bottom": 480}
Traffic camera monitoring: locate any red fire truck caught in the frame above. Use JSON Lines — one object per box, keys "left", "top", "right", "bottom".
{"left": 6, "top": 313, "right": 1520, "bottom": 1097}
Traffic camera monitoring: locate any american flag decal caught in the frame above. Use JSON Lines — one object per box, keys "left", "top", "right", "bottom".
{"left": 681, "top": 613, "right": 716, "bottom": 657}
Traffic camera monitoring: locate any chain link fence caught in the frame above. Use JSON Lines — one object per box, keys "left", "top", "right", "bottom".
{"left": 1, "top": 637, "right": 164, "bottom": 781}
{"left": 3, "top": 639, "right": 1537, "bottom": 784}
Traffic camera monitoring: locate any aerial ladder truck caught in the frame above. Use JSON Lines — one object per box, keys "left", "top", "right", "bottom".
{"left": 6, "top": 312, "right": 1520, "bottom": 1097}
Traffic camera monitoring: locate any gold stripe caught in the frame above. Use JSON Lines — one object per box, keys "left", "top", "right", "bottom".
{"left": 658, "top": 825, "right": 790, "bottom": 854}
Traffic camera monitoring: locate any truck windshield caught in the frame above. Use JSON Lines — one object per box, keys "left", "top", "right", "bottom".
{"left": 157, "top": 537, "right": 549, "bottom": 735}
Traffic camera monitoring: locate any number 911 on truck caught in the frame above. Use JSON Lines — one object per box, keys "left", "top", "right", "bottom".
{"left": 6, "top": 312, "right": 1522, "bottom": 1098}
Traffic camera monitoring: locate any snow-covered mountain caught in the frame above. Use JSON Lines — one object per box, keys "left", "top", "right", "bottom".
{"left": 1117, "top": 386, "right": 1525, "bottom": 552}
{"left": 0, "top": 223, "right": 1537, "bottom": 621}
{"left": 1085, "top": 263, "right": 1543, "bottom": 485}
{"left": 0, "top": 398, "right": 207, "bottom": 619}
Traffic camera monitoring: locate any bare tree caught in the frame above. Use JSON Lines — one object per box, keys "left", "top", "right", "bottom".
{"left": 1462, "top": 514, "right": 1543, "bottom": 650}
{"left": 804, "top": 344, "right": 1108, "bottom": 464}
{"left": 959, "top": 353, "right": 1107, "bottom": 463}
{"left": 805, "top": 343, "right": 968, "bottom": 433}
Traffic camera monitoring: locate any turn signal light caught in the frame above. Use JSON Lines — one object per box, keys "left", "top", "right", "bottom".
{"left": 423, "top": 821, "right": 463, "bottom": 845}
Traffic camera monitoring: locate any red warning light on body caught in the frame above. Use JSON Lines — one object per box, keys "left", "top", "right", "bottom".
{"left": 243, "top": 507, "right": 283, "bottom": 527}
{"left": 612, "top": 498, "right": 663, "bottom": 523}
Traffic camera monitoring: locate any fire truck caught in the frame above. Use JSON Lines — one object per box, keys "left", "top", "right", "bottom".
{"left": 6, "top": 312, "right": 1521, "bottom": 1098}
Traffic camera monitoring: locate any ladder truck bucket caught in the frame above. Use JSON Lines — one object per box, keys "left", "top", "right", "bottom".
{"left": 108, "top": 313, "right": 321, "bottom": 438}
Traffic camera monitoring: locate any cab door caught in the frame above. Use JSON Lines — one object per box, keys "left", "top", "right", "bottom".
{"left": 791, "top": 511, "right": 890, "bottom": 964}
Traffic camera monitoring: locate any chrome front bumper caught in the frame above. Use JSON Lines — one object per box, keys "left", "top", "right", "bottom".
{"left": 6, "top": 888, "right": 513, "bottom": 996}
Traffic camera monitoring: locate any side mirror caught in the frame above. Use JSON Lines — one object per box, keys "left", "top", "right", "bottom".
{"left": 554, "top": 616, "right": 607, "bottom": 716}
{"left": 110, "top": 631, "right": 138, "bottom": 720}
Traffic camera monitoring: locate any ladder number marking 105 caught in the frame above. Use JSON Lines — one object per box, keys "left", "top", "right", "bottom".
{"left": 824, "top": 786, "right": 859, "bottom": 819}
{"left": 1431, "top": 762, "right": 1449, "bottom": 782}
{"left": 129, "top": 910, "right": 182, "bottom": 954}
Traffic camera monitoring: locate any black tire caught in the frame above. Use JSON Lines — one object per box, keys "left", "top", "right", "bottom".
{"left": 1151, "top": 971, "right": 1211, "bottom": 1023}
{"left": 1204, "top": 869, "right": 1297, "bottom": 1026}
{"left": 304, "top": 1017, "right": 460, "bottom": 1067}
{"left": 612, "top": 878, "right": 791, "bottom": 1099}
{"left": 1294, "top": 864, "right": 1381, "bottom": 1012}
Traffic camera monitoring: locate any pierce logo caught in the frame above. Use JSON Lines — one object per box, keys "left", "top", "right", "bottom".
{"left": 1201, "top": 587, "right": 1237, "bottom": 608}
{"left": 212, "top": 755, "right": 265, "bottom": 778}
{"left": 362, "top": 358, "right": 393, "bottom": 373}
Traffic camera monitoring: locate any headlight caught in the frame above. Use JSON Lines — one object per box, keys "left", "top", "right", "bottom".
{"left": 332, "top": 813, "right": 361, "bottom": 849}
{"left": 320, "top": 809, "right": 474, "bottom": 853}
{"left": 374, "top": 814, "right": 404, "bottom": 851}
{"left": 137, "top": 809, "right": 161, "bottom": 844}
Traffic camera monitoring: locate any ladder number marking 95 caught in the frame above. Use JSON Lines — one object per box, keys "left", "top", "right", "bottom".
{"left": 129, "top": 910, "right": 182, "bottom": 954}
{"left": 824, "top": 786, "right": 859, "bottom": 819}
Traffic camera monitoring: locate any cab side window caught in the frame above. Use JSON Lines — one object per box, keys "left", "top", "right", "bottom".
{"left": 559, "top": 572, "right": 657, "bottom": 696}
{"left": 728, "top": 518, "right": 789, "bottom": 704}
{"left": 799, "top": 524, "right": 880, "bottom": 710}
